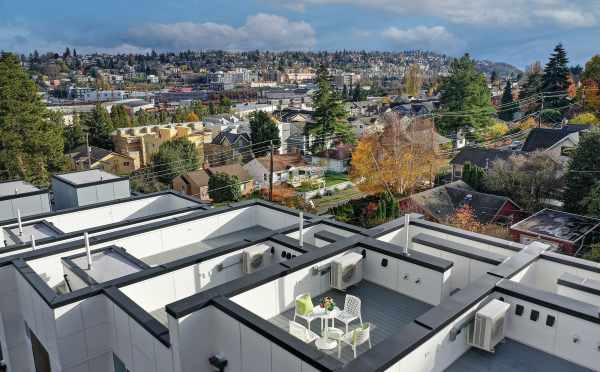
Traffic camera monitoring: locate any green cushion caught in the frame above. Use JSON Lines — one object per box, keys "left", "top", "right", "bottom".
{"left": 352, "top": 324, "right": 369, "bottom": 345}
{"left": 296, "top": 294, "right": 314, "bottom": 316}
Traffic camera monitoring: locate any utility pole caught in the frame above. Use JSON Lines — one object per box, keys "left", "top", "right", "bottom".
{"left": 269, "top": 140, "right": 274, "bottom": 202}
{"left": 538, "top": 93, "right": 544, "bottom": 128}
{"left": 86, "top": 133, "right": 92, "bottom": 169}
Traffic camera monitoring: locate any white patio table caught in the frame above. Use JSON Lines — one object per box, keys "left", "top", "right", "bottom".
{"left": 313, "top": 306, "right": 341, "bottom": 350}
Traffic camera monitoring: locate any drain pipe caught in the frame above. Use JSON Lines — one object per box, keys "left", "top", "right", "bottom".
{"left": 403, "top": 214, "right": 411, "bottom": 256}
{"left": 299, "top": 211, "right": 304, "bottom": 248}
{"left": 84, "top": 232, "right": 92, "bottom": 270}
{"left": 17, "top": 209, "right": 23, "bottom": 236}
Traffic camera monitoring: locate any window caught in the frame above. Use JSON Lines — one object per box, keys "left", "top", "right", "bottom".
{"left": 530, "top": 310, "right": 539, "bottom": 322}
{"left": 113, "top": 354, "right": 130, "bottom": 372}
{"left": 27, "top": 325, "right": 51, "bottom": 372}
{"left": 515, "top": 304, "right": 524, "bottom": 316}
{"left": 546, "top": 315, "right": 555, "bottom": 327}
{"left": 123, "top": 161, "right": 130, "bottom": 166}
{"left": 263, "top": 174, "right": 268, "bottom": 182}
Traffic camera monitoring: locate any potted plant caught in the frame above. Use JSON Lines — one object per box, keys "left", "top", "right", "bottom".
{"left": 320, "top": 296, "right": 336, "bottom": 311}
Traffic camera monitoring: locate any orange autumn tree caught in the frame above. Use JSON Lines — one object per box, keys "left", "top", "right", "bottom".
{"left": 350, "top": 114, "right": 442, "bottom": 195}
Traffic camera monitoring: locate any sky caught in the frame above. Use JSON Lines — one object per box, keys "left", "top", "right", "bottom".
{"left": 1, "top": 0, "right": 599, "bottom": 68}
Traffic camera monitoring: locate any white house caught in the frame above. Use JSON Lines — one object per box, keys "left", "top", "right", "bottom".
{"left": 243, "top": 154, "right": 324, "bottom": 188}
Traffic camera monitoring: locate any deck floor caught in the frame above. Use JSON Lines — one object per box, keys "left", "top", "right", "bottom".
{"left": 269, "top": 280, "right": 432, "bottom": 364}
{"left": 141, "top": 226, "right": 273, "bottom": 266}
{"left": 445, "top": 339, "right": 593, "bottom": 372}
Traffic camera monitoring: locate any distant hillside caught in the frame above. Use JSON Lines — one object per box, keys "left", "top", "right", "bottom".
{"left": 475, "top": 60, "right": 522, "bottom": 78}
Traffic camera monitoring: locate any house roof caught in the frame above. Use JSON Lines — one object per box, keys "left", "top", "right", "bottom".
{"left": 255, "top": 154, "right": 308, "bottom": 172}
{"left": 450, "top": 147, "right": 516, "bottom": 168}
{"left": 69, "top": 145, "right": 121, "bottom": 164}
{"left": 211, "top": 130, "right": 250, "bottom": 146}
{"left": 179, "top": 170, "right": 210, "bottom": 188}
{"left": 511, "top": 209, "right": 600, "bottom": 243}
{"left": 208, "top": 164, "right": 251, "bottom": 182}
{"left": 406, "top": 180, "right": 518, "bottom": 224}
{"left": 521, "top": 125, "right": 591, "bottom": 153}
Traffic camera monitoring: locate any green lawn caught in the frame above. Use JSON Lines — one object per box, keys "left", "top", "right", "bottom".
{"left": 324, "top": 172, "right": 350, "bottom": 187}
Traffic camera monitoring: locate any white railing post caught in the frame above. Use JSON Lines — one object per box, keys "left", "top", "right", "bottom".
{"left": 299, "top": 212, "right": 304, "bottom": 247}
{"left": 31, "top": 235, "right": 36, "bottom": 250}
{"left": 17, "top": 209, "right": 23, "bottom": 236}
{"left": 84, "top": 232, "right": 92, "bottom": 270}
{"left": 404, "top": 214, "right": 411, "bottom": 255}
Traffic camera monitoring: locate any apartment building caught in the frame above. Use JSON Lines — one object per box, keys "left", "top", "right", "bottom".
{"left": 112, "top": 122, "right": 212, "bottom": 168}
{"left": 0, "top": 199, "right": 599, "bottom": 372}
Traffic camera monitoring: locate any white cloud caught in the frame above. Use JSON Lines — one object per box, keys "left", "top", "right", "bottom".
{"left": 268, "top": 0, "right": 600, "bottom": 28}
{"left": 382, "top": 26, "right": 461, "bottom": 53}
{"left": 126, "top": 14, "right": 316, "bottom": 51}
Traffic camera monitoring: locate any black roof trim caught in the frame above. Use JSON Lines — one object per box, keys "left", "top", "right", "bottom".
{"left": 487, "top": 243, "right": 546, "bottom": 279}
{"left": 268, "top": 234, "right": 315, "bottom": 253}
{"left": 103, "top": 286, "right": 171, "bottom": 347}
{"left": 557, "top": 272, "right": 600, "bottom": 298}
{"left": 340, "top": 322, "right": 431, "bottom": 372}
{"left": 12, "top": 259, "right": 57, "bottom": 305}
{"left": 0, "top": 188, "right": 49, "bottom": 202}
{"left": 211, "top": 296, "right": 343, "bottom": 372}
{"left": 360, "top": 238, "right": 454, "bottom": 273}
{"left": 366, "top": 213, "right": 424, "bottom": 238}
{"left": 313, "top": 230, "right": 347, "bottom": 244}
{"left": 541, "top": 251, "right": 600, "bottom": 274}
{"left": 0, "top": 190, "right": 200, "bottom": 226}
{"left": 413, "top": 233, "right": 506, "bottom": 265}
{"left": 412, "top": 219, "right": 524, "bottom": 252}
{"left": 166, "top": 264, "right": 288, "bottom": 318}
{"left": 51, "top": 170, "right": 130, "bottom": 188}
{"left": 495, "top": 280, "right": 600, "bottom": 324}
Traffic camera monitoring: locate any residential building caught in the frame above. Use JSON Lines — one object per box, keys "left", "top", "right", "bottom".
{"left": 67, "top": 145, "right": 135, "bottom": 175}
{"left": 521, "top": 125, "right": 591, "bottom": 164}
{"left": 1, "top": 199, "right": 599, "bottom": 372}
{"left": 510, "top": 209, "right": 600, "bottom": 255}
{"left": 172, "top": 164, "right": 254, "bottom": 201}
{"left": 211, "top": 129, "right": 251, "bottom": 161}
{"left": 82, "top": 90, "right": 126, "bottom": 102}
{"left": 0, "top": 181, "right": 50, "bottom": 221}
{"left": 113, "top": 122, "right": 211, "bottom": 168}
{"left": 232, "top": 103, "right": 277, "bottom": 118}
{"left": 334, "top": 73, "right": 361, "bottom": 89}
{"left": 399, "top": 180, "right": 522, "bottom": 225}
{"left": 243, "top": 154, "right": 324, "bottom": 188}
{"left": 310, "top": 144, "right": 353, "bottom": 173}
{"left": 450, "top": 147, "right": 516, "bottom": 179}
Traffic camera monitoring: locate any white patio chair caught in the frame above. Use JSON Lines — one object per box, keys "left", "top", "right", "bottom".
{"left": 289, "top": 321, "right": 319, "bottom": 344}
{"left": 337, "top": 323, "right": 372, "bottom": 358}
{"left": 334, "top": 294, "right": 362, "bottom": 333}
{"left": 293, "top": 293, "right": 320, "bottom": 331}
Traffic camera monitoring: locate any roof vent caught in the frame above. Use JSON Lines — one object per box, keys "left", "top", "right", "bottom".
{"left": 464, "top": 194, "right": 473, "bottom": 202}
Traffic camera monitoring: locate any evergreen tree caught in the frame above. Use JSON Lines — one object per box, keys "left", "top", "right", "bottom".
{"left": 152, "top": 138, "right": 199, "bottom": 183}
{"left": 86, "top": 104, "right": 114, "bottom": 150}
{"left": 519, "top": 70, "right": 543, "bottom": 114}
{"left": 110, "top": 105, "right": 131, "bottom": 128}
{"left": 499, "top": 80, "right": 517, "bottom": 121}
{"left": 0, "top": 53, "right": 67, "bottom": 185}
{"left": 249, "top": 111, "right": 280, "bottom": 157}
{"left": 64, "top": 114, "right": 86, "bottom": 152}
{"left": 310, "top": 65, "right": 350, "bottom": 151}
{"left": 208, "top": 172, "right": 241, "bottom": 203}
{"left": 564, "top": 129, "right": 600, "bottom": 213}
{"left": 438, "top": 54, "right": 495, "bottom": 133}
{"left": 542, "top": 44, "right": 570, "bottom": 110}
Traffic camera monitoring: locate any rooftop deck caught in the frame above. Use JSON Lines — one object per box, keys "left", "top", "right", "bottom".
{"left": 140, "top": 225, "right": 273, "bottom": 266}
{"left": 269, "top": 280, "right": 433, "bottom": 364}
{"left": 445, "top": 339, "right": 593, "bottom": 372}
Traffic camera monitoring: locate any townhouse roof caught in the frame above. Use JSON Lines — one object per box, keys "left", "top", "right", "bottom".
{"left": 68, "top": 145, "right": 130, "bottom": 165}
{"left": 177, "top": 164, "right": 252, "bottom": 188}
{"left": 521, "top": 125, "right": 591, "bottom": 153}
{"left": 511, "top": 208, "right": 600, "bottom": 243}
{"left": 0, "top": 180, "right": 40, "bottom": 197}
{"left": 211, "top": 129, "right": 250, "bottom": 145}
{"left": 451, "top": 147, "right": 516, "bottom": 168}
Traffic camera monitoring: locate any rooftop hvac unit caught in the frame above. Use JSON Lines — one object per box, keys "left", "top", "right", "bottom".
{"left": 330, "top": 252, "right": 363, "bottom": 291}
{"left": 242, "top": 244, "right": 270, "bottom": 274}
{"left": 467, "top": 299, "right": 511, "bottom": 353}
